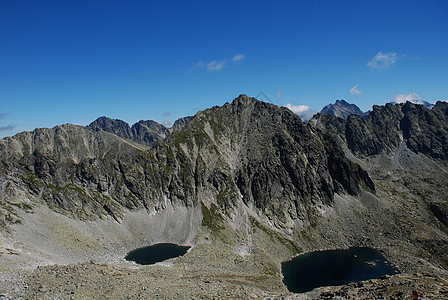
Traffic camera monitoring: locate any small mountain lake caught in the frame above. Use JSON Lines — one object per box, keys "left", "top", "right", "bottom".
{"left": 282, "top": 247, "right": 400, "bottom": 293}
{"left": 124, "top": 243, "right": 190, "bottom": 265}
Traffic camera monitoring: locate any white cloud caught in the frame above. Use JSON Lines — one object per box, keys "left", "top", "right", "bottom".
{"left": 163, "top": 120, "right": 171, "bottom": 127}
{"left": 393, "top": 93, "right": 425, "bottom": 105}
{"left": 285, "top": 103, "right": 309, "bottom": 114}
{"left": 232, "top": 54, "right": 245, "bottom": 62}
{"left": 350, "top": 84, "right": 362, "bottom": 95}
{"left": 191, "top": 54, "right": 244, "bottom": 72}
{"left": 285, "top": 103, "right": 317, "bottom": 121}
{"left": 367, "top": 51, "right": 397, "bottom": 70}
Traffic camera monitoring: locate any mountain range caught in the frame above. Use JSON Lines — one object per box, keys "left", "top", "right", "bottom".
{"left": 0, "top": 95, "right": 447, "bottom": 298}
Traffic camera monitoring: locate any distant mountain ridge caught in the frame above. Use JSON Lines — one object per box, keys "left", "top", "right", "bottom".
{"left": 320, "top": 99, "right": 369, "bottom": 119}
{"left": 87, "top": 115, "right": 193, "bottom": 146}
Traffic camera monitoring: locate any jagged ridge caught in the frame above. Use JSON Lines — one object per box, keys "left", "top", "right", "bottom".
{"left": 312, "top": 101, "right": 448, "bottom": 160}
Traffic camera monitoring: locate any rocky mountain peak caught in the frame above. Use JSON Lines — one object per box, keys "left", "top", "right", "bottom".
{"left": 321, "top": 99, "right": 368, "bottom": 119}
{"left": 131, "top": 120, "right": 169, "bottom": 145}
{"left": 88, "top": 116, "right": 133, "bottom": 140}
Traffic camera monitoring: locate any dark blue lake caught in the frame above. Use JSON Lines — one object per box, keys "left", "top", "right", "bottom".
{"left": 124, "top": 243, "right": 190, "bottom": 265}
{"left": 282, "top": 247, "right": 400, "bottom": 293}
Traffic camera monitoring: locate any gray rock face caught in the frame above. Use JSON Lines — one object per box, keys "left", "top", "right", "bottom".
{"left": 320, "top": 99, "right": 369, "bottom": 119}
{"left": 401, "top": 101, "right": 448, "bottom": 160}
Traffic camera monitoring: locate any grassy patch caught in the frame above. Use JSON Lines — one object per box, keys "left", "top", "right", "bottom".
{"left": 21, "top": 171, "right": 40, "bottom": 185}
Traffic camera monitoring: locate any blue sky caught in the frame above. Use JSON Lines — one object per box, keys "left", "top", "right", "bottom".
{"left": 1, "top": 0, "right": 447, "bottom": 138}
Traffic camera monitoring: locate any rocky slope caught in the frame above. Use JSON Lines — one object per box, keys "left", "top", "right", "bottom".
{"left": 0, "top": 95, "right": 447, "bottom": 299}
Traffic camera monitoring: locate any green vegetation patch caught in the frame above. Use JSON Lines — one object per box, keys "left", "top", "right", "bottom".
{"left": 46, "top": 183, "right": 88, "bottom": 196}
{"left": 201, "top": 202, "right": 224, "bottom": 233}
{"left": 9, "top": 202, "right": 33, "bottom": 212}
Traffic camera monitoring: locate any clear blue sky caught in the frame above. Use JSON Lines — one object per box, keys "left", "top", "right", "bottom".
{"left": 1, "top": 0, "right": 447, "bottom": 138}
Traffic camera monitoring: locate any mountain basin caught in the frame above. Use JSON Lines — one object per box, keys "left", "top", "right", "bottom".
{"left": 124, "top": 243, "right": 190, "bottom": 265}
{"left": 282, "top": 247, "right": 400, "bottom": 293}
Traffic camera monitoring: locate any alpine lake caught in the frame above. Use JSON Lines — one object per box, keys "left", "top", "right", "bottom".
{"left": 124, "top": 243, "right": 190, "bottom": 265}
{"left": 282, "top": 247, "right": 400, "bottom": 293}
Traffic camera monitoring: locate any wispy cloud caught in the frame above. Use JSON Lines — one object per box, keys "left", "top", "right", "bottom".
{"left": 191, "top": 53, "right": 245, "bottom": 72}
{"left": 393, "top": 93, "right": 425, "bottom": 105}
{"left": 277, "top": 87, "right": 282, "bottom": 99}
{"left": 0, "top": 124, "right": 14, "bottom": 131}
{"left": 232, "top": 54, "right": 245, "bottom": 62}
{"left": 163, "top": 120, "right": 171, "bottom": 127}
{"left": 162, "top": 111, "right": 171, "bottom": 117}
{"left": 206, "top": 60, "right": 226, "bottom": 71}
{"left": 0, "top": 112, "right": 14, "bottom": 132}
{"left": 367, "top": 51, "right": 397, "bottom": 70}
{"left": 350, "top": 84, "right": 362, "bottom": 95}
